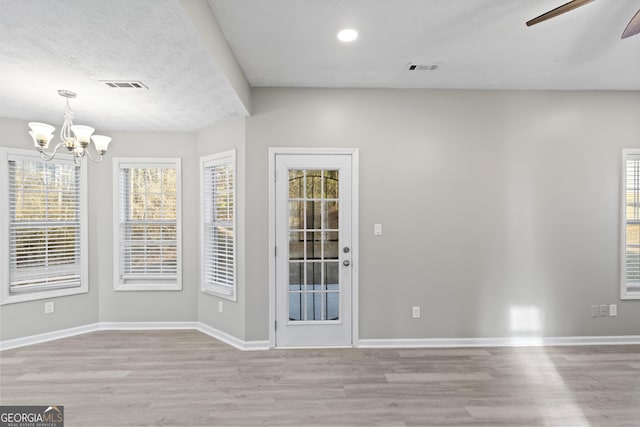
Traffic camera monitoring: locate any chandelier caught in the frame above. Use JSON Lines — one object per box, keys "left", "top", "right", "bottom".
{"left": 28, "top": 90, "right": 112, "bottom": 164}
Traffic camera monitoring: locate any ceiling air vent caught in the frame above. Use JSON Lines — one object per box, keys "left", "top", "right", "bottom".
{"left": 407, "top": 63, "right": 439, "bottom": 71}
{"left": 99, "top": 80, "right": 148, "bottom": 89}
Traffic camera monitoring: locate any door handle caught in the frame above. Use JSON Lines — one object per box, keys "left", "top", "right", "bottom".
{"left": 343, "top": 260, "right": 351, "bottom": 267}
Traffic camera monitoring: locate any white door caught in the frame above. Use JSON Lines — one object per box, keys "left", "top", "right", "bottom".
{"left": 275, "top": 153, "right": 354, "bottom": 347}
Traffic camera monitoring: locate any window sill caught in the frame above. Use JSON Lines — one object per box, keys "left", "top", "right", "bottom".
{"left": 1, "top": 286, "right": 88, "bottom": 305}
{"left": 201, "top": 287, "right": 237, "bottom": 302}
{"left": 115, "top": 283, "right": 182, "bottom": 291}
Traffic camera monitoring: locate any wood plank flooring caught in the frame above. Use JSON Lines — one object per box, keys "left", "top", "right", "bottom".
{"left": 1, "top": 330, "right": 639, "bottom": 426}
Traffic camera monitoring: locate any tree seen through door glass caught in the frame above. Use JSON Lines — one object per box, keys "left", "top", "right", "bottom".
{"left": 305, "top": 171, "right": 322, "bottom": 199}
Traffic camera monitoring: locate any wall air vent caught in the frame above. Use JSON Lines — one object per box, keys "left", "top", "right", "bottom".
{"left": 407, "top": 63, "right": 440, "bottom": 71}
{"left": 99, "top": 80, "right": 148, "bottom": 89}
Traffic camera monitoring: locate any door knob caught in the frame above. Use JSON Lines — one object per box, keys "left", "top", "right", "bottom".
{"left": 343, "top": 260, "right": 350, "bottom": 267}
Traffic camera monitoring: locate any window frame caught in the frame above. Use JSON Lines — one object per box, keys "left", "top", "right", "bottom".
{"left": 0, "top": 148, "right": 88, "bottom": 305}
{"left": 113, "top": 157, "right": 182, "bottom": 291}
{"left": 621, "top": 149, "right": 640, "bottom": 300}
{"left": 200, "top": 150, "right": 237, "bottom": 301}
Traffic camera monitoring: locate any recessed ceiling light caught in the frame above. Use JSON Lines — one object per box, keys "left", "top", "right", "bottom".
{"left": 337, "top": 28, "right": 358, "bottom": 42}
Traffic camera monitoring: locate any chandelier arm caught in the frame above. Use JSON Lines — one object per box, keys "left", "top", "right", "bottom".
{"left": 83, "top": 147, "right": 103, "bottom": 163}
{"left": 39, "top": 142, "right": 66, "bottom": 161}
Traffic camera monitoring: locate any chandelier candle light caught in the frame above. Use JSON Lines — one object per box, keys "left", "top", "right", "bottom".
{"left": 28, "top": 90, "right": 112, "bottom": 163}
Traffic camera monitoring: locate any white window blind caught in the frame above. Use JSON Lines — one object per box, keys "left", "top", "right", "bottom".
{"left": 8, "top": 157, "right": 81, "bottom": 293}
{"left": 201, "top": 151, "right": 236, "bottom": 299}
{"left": 115, "top": 159, "right": 181, "bottom": 290}
{"left": 622, "top": 150, "right": 640, "bottom": 299}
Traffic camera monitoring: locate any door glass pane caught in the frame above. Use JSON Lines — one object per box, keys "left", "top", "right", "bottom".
{"left": 289, "top": 201, "right": 304, "bottom": 230}
{"left": 324, "top": 262, "right": 339, "bottom": 290}
{"left": 289, "top": 292, "right": 303, "bottom": 321}
{"left": 324, "top": 170, "right": 339, "bottom": 199}
{"left": 288, "top": 169, "right": 340, "bottom": 322}
{"left": 324, "top": 232, "right": 339, "bottom": 259}
{"left": 325, "top": 292, "right": 339, "bottom": 320}
{"left": 307, "top": 292, "right": 323, "bottom": 321}
{"left": 324, "top": 201, "right": 338, "bottom": 230}
{"left": 289, "top": 262, "right": 303, "bottom": 290}
{"left": 289, "top": 170, "right": 304, "bottom": 199}
{"left": 306, "top": 171, "right": 322, "bottom": 198}
{"left": 306, "top": 262, "right": 321, "bottom": 291}
{"left": 306, "top": 232, "right": 322, "bottom": 260}
{"left": 289, "top": 232, "right": 304, "bottom": 260}
{"left": 306, "top": 201, "right": 321, "bottom": 229}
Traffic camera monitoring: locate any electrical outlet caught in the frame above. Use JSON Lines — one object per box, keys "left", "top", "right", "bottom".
{"left": 218, "top": 301, "right": 223, "bottom": 313}
{"left": 591, "top": 305, "right": 599, "bottom": 317}
{"left": 609, "top": 304, "right": 617, "bottom": 317}
{"left": 44, "top": 301, "right": 54, "bottom": 314}
{"left": 599, "top": 304, "right": 608, "bottom": 317}
{"left": 412, "top": 306, "right": 420, "bottom": 319}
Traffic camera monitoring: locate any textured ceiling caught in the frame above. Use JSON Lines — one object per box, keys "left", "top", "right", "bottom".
{"left": 210, "top": 0, "right": 640, "bottom": 90}
{"left": 0, "top": 0, "right": 247, "bottom": 132}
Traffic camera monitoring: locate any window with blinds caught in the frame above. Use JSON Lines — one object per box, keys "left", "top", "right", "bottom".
{"left": 1, "top": 150, "right": 88, "bottom": 304}
{"left": 114, "top": 158, "right": 182, "bottom": 291}
{"left": 622, "top": 149, "right": 640, "bottom": 299}
{"left": 201, "top": 150, "right": 236, "bottom": 300}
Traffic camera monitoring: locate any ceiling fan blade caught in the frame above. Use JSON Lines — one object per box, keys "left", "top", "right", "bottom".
{"left": 622, "top": 9, "right": 640, "bottom": 39}
{"left": 526, "top": 0, "right": 594, "bottom": 27}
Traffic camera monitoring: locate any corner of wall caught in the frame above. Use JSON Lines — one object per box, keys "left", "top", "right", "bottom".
{"left": 195, "top": 117, "right": 248, "bottom": 341}
{"left": 180, "top": 0, "right": 252, "bottom": 115}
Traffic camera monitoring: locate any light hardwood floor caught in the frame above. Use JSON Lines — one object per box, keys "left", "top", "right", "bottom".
{"left": 1, "top": 330, "right": 639, "bottom": 426}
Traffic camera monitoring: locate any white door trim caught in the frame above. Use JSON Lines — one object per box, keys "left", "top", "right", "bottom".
{"left": 268, "top": 147, "right": 359, "bottom": 348}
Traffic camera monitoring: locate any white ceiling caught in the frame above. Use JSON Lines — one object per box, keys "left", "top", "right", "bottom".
{"left": 0, "top": 0, "right": 638, "bottom": 133}
{"left": 210, "top": 0, "right": 640, "bottom": 90}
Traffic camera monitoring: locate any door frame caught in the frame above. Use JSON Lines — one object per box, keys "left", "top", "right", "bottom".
{"left": 268, "top": 147, "right": 359, "bottom": 348}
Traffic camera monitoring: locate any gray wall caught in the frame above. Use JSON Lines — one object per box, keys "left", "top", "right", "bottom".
{"left": 244, "top": 88, "right": 640, "bottom": 341}
{"left": 0, "top": 118, "right": 99, "bottom": 340}
{"left": 3, "top": 88, "right": 640, "bottom": 344}
{"left": 195, "top": 117, "right": 247, "bottom": 339}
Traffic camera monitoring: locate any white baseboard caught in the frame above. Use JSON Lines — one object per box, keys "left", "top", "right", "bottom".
{"left": 0, "top": 323, "right": 100, "bottom": 351}
{"left": 357, "top": 335, "right": 640, "bottom": 348}
{"left": 242, "top": 339, "right": 271, "bottom": 350}
{"left": 97, "top": 321, "right": 200, "bottom": 331}
{"left": 3, "top": 326, "right": 639, "bottom": 352}
{"left": 0, "top": 321, "right": 269, "bottom": 351}
{"left": 196, "top": 323, "right": 269, "bottom": 351}
{"left": 542, "top": 335, "right": 640, "bottom": 346}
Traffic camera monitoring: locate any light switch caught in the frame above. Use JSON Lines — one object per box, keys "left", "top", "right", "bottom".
{"left": 374, "top": 223, "right": 383, "bottom": 236}
{"left": 599, "top": 304, "right": 608, "bottom": 317}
